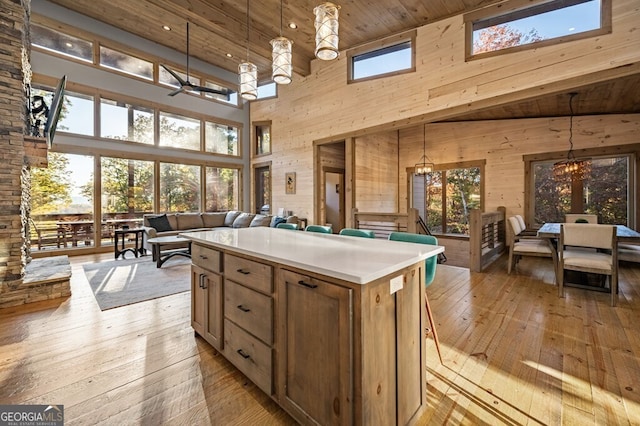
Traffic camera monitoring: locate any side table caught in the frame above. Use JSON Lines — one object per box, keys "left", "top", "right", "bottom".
{"left": 114, "top": 228, "right": 145, "bottom": 260}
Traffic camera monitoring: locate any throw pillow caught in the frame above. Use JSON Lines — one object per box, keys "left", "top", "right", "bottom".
{"left": 224, "top": 211, "right": 242, "bottom": 227}
{"left": 233, "top": 213, "right": 256, "bottom": 228}
{"left": 147, "top": 214, "right": 172, "bottom": 232}
{"left": 270, "top": 216, "right": 286, "bottom": 228}
{"left": 250, "top": 214, "right": 272, "bottom": 227}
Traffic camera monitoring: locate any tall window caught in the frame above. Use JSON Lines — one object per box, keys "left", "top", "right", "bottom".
{"left": 159, "top": 163, "right": 201, "bottom": 212}
{"left": 413, "top": 162, "right": 483, "bottom": 235}
{"left": 59, "top": 92, "right": 94, "bottom": 136}
{"left": 205, "top": 167, "right": 239, "bottom": 211}
{"left": 532, "top": 155, "right": 631, "bottom": 225}
{"left": 101, "top": 157, "right": 154, "bottom": 218}
{"left": 255, "top": 122, "right": 271, "bottom": 156}
{"left": 254, "top": 165, "right": 271, "bottom": 214}
{"left": 205, "top": 122, "right": 238, "bottom": 156}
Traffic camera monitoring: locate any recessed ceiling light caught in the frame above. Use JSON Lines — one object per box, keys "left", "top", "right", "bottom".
{"left": 65, "top": 42, "right": 73, "bottom": 48}
{"left": 288, "top": 22, "right": 297, "bottom": 29}
{"left": 162, "top": 25, "right": 171, "bottom": 31}
{"left": 226, "top": 53, "right": 233, "bottom": 58}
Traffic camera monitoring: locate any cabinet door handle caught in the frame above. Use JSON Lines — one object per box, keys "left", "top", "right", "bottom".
{"left": 198, "top": 274, "right": 203, "bottom": 289}
{"left": 200, "top": 274, "right": 207, "bottom": 289}
{"left": 237, "top": 304, "right": 251, "bottom": 312}
{"left": 237, "top": 268, "right": 250, "bottom": 275}
{"left": 298, "top": 280, "right": 318, "bottom": 289}
{"left": 237, "top": 349, "right": 251, "bottom": 359}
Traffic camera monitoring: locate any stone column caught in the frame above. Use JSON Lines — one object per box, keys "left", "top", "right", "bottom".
{"left": 0, "top": 0, "right": 29, "bottom": 306}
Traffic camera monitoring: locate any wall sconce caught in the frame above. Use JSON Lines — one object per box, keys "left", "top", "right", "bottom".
{"left": 314, "top": 2, "right": 340, "bottom": 60}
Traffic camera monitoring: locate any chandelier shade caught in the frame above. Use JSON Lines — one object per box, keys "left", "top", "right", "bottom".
{"left": 271, "top": 36, "right": 293, "bottom": 84}
{"left": 314, "top": 3, "right": 340, "bottom": 60}
{"left": 238, "top": 62, "right": 257, "bottom": 100}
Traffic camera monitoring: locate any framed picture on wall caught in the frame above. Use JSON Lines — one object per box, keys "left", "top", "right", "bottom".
{"left": 285, "top": 172, "right": 296, "bottom": 194}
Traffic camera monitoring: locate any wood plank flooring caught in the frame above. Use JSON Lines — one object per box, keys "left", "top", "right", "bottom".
{"left": 1, "top": 253, "right": 639, "bottom": 425}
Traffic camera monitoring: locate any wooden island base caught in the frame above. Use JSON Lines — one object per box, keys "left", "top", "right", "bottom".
{"left": 183, "top": 227, "right": 444, "bottom": 425}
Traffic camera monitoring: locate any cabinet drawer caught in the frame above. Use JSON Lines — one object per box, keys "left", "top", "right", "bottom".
{"left": 225, "top": 281, "right": 273, "bottom": 344}
{"left": 224, "top": 254, "right": 272, "bottom": 294}
{"left": 192, "top": 244, "right": 221, "bottom": 272}
{"left": 224, "top": 319, "right": 273, "bottom": 396}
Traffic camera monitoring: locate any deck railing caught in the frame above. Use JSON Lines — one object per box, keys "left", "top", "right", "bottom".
{"left": 351, "top": 208, "right": 418, "bottom": 238}
{"left": 469, "top": 207, "right": 506, "bottom": 272}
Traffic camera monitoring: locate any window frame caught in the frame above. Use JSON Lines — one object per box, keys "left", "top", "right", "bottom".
{"left": 524, "top": 144, "right": 640, "bottom": 229}
{"left": 254, "top": 121, "right": 272, "bottom": 157}
{"left": 464, "top": 0, "right": 612, "bottom": 61}
{"left": 347, "top": 30, "right": 416, "bottom": 84}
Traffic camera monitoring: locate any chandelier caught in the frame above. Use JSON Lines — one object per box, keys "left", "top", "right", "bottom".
{"left": 415, "top": 125, "right": 435, "bottom": 175}
{"left": 314, "top": 3, "right": 340, "bottom": 60}
{"left": 553, "top": 92, "right": 591, "bottom": 181}
{"left": 271, "top": 0, "right": 293, "bottom": 84}
{"left": 239, "top": 0, "right": 257, "bottom": 100}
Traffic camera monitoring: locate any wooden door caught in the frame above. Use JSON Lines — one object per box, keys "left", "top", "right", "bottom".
{"left": 278, "top": 269, "right": 353, "bottom": 425}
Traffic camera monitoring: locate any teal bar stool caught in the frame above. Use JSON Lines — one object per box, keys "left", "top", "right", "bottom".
{"left": 339, "top": 228, "right": 375, "bottom": 238}
{"left": 276, "top": 223, "right": 299, "bottom": 230}
{"left": 388, "top": 231, "right": 442, "bottom": 364}
{"left": 305, "top": 225, "right": 333, "bottom": 234}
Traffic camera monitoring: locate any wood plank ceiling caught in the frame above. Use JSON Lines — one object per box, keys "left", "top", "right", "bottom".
{"left": 46, "top": 0, "right": 640, "bottom": 121}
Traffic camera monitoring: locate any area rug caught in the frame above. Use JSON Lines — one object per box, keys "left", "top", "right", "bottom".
{"left": 83, "top": 256, "right": 191, "bottom": 310}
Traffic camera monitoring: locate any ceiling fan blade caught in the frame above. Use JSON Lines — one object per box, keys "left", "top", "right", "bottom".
{"left": 195, "top": 85, "right": 229, "bottom": 96}
{"left": 160, "top": 64, "right": 187, "bottom": 86}
{"left": 168, "top": 87, "right": 184, "bottom": 97}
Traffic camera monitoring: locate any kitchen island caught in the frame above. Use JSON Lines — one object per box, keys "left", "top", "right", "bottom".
{"left": 181, "top": 227, "right": 444, "bottom": 425}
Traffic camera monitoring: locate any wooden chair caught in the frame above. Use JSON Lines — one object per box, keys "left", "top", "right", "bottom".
{"left": 559, "top": 223, "right": 618, "bottom": 306}
{"left": 276, "top": 223, "right": 299, "bottom": 230}
{"left": 507, "top": 216, "right": 555, "bottom": 276}
{"left": 565, "top": 214, "right": 598, "bottom": 224}
{"left": 338, "top": 228, "right": 375, "bottom": 238}
{"left": 388, "top": 231, "right": 442, "bottom": 364}
{"left": 514, "top": 214, "right": 537, "bottom": 236}
{"left": 29, "top": 218, "right": 67, "bottom": 250}
{"left": 305, "top": 224, "right": 332, "bottom": 234}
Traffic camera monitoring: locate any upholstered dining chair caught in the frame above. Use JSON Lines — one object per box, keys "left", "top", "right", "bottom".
{"left": 507, "top": 216, "right": 556, "bottom": 277}
{"left": 276, "top": 222, "right": 299, "bottom": 230}
{"left": 388, "top": 231, "right": 442, "bottom": 364}
{"left": 559, "top": 223, "right": 618, "bottom": 306}
{"left": 565, "top": 214, "right": 598, "bottom": 224}
{"left": 338, "top": 228, "right": 375, "bottom": 238}
{"left": 514, "top": 214, "right": 537, "bottom": 236}
{"left": 305, "top": 224, "right": 333, "bottom": 234}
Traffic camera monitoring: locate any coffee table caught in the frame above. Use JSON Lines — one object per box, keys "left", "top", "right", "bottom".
{"left": 114, "top": 228, "right": 145, "bottom": 259}
{"left": 147, "top": 235, "right": 192, "bottom": 268}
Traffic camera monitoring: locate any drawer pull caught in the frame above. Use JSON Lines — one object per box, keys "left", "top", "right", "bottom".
{"left": 199, "top": 255, "right": 208, "bottom": 260}
{"left": 237, "top": 268, "right": 251, "bottom": 275}
{"left": 237, "top": 349, "right": 251, "bottom": 359}
{"left": 237, "top": 304, "right": 251, "bottom": 313}
{"left": 298, "top": 280, "right": 318, "bottom": 289}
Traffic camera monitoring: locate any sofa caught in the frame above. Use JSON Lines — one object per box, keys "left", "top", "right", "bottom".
{"left": 141, "top": 211, "right": 299, "bottom": 252}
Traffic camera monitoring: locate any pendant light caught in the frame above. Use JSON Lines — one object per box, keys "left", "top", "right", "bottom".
{"left": 553, "top": 92, "right": 591, "bottom": 181}
{"left": 415, "top": 124, "right": 435, "bottom": 175}
{"left": 313, "top": 2, "right": 340, "bottom": 60}
{"left": 271, "top": 0, "right": 293, "bottom": 84}
{"left": 239, "top": 0, "right": 257, "bottom": 100}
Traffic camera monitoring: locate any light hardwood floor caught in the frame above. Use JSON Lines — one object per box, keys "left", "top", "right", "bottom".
{"left": 1, "top": 253, "right": 639, "bottom": 425}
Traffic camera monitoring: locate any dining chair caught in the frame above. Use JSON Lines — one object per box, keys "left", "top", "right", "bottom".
{"left": 276, "top": 222, "right": 299, "bottom": 230}
{"left": 338, "top": 228, "right": 375, "bottom": 238}
{"left": 514, "top": 214, "right": 537, "bottom": 236}
{"left": 305, "top": 224, "right": 333, "bottom": 234}
{"left": 565, "top": 214, "right": 598, "bottom": 224}
{"left": 388, "top": 231, "right": 442, "bottom": 364}
{"left": 558, "top": 223, "right": 618, "bottom": 306}
{"left": 507, "top": 216, "right": 555, "bottom": 276}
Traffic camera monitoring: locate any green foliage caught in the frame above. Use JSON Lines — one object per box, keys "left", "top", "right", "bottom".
{"left": 474, "top": 24, "right": 544, "bottom": 54}
{"left": 30, "top": 152, "right": 72, "bottom": 214}
{"left": 160, "top": 163, "right": 200, "bottom": 212}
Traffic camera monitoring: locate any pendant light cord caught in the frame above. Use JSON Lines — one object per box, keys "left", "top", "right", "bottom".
{"left": 246, "top": 0, "right": 250, "bottom": 60}
{"left": 567, "top": 92, "right": 577, "bottom": 160}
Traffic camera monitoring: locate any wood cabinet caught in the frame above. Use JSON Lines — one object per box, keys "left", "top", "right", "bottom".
{"left": 187, "top": 230, "right": 431, "bottom": 426}
{"left": 278, "top": 269, "right": 353, "bottom": 425}
{"left": 191, "top": 246, "right": 223, "bottom": 350}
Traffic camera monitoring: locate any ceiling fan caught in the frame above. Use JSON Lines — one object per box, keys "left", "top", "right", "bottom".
{"left": 160, "top": 22, "right": 231, "bottom": 98}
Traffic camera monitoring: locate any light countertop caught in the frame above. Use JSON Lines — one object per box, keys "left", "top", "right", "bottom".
{"left": 180, "top": 227, "right": 444, "bottom": 284}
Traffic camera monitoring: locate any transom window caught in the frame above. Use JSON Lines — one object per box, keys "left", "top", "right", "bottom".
{"left": 348, "top": 32, "right": 415, "bottom": 82}
{"left": 466, "top": 0, "right": 610, "bottom": 59}
{"left": 99, "top": 45, "right": 153, "bottom": 80}
{"left": 31, "top": 23, "right": 93, "bottom": 63}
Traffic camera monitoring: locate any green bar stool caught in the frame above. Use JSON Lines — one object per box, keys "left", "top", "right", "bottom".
{"left": 305, "top": 225, "right": 333, "bottom": 234}
{"left": 388, "top": 231, "right": 442, "bottom": 364}
{"left": 339, "top": 228, "right": 375, "bottom": 238}
{"left": 276, "top": 223, "right": 299, "bottom": 230}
